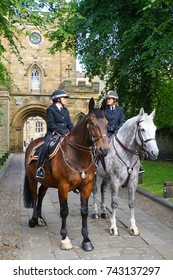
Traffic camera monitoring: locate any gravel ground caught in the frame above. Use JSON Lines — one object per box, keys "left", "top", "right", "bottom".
{"left": 0, "top": 153, "right": 173, "bottom": 259}
{"left": 0, "top": 154, "right": 22, "bottom": 260}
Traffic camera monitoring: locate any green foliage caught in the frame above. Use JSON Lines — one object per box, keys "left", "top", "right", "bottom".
{"left": 154, "top": 81, "right": 173, "bottom": 129}
{"left": 0, "top": 0, "right": 50, "bottom": 87}
{"left": 0, "top": 0, "right": 173, "bottom": 130}
{"left": 44, "top": 0, "right": 173, "bottom": 120}
{"left": 45, "top": 0, "right": 79, "bottom": 56}
{"left": 143, "top": 0, "right": 173, "bottom": 9}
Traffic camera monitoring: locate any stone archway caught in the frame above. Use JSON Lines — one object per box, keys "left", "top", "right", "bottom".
{"left": 10, "top": 104, "right": 47, "bottom": 152}
{"left": 0, "top": 84, "right": 100, "bottom": 153}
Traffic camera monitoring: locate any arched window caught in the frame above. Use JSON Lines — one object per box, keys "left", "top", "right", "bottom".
{"left": 31, "top": 66, "right": 40, "bottom": 92}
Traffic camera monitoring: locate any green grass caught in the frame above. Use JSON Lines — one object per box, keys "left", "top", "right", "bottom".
{"left": 0, "top": 153, "right": 7, "bottom": 171}
{"left": 140, "top": 160, "right": 173, "bottom": 200}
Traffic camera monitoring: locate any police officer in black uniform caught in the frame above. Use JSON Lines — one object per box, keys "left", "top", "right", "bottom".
{"left": 36, "top": 89, "right": 74, "bottom": 179}
{"left": 105, "top": 90, "right": 144, "bottom": 173}
{"left": 105, "top": 90, "right": 124, "bottom": 137}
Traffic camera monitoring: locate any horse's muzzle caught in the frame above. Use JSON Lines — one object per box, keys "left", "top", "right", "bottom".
{"left": 148, "top": 148, "right": 159, "bottom": 160}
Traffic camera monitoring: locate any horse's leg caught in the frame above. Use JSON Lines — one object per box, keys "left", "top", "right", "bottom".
{"left": 100, "top": 179, "right": 109, "bottom": 219}
{"left": 91, "top": 174, "right": 99, "bottom": 219}
{"left": 128, "top": 184, "right": 140, "bottom": 236}
{"left": 109, "top": 182, "right": 119, "bottom": 236}
{"left": 58, "top": 189, "right": 73, "bottom": 250}
{"left": 23, "top": 173, "right": 39, "bottom": 228}
{"left": 37, "top": 184, "right": 47, "bottom": 226}
{"left": 81, "top": 196, "right": 94, "bottom": 251}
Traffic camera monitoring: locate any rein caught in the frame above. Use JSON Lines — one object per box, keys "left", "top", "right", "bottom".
{"left": 59, "top": 143, "right": 95, "bottom": 178}
{"left": 112, "top": 137, "right": 139, "bottom": 188}
{"left": 59, "top": 115, "right": 105, "bottom": 179}
{"left": 63, "top": 136, "right": 94, "bottom": 152}
{"left": 114, "top": 134, "right": 140, "bottom": 156}
{"left": 112, "top": 119, "right": 156, "bottom": 187}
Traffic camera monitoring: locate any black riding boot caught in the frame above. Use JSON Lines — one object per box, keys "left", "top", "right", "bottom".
{"left": 36, "top": 147, "right": 46, "bottom": 179}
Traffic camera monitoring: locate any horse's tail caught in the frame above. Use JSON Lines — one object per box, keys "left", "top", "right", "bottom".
{"left": 23, "top": 173, "right": 33, "bottom": 208}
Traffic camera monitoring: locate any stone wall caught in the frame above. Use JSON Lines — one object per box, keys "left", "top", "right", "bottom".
{"left": 0, "top": 83, "right": 99, "bottom": 152}
{"left": 0, "top": 24, "right": 100, "bottom": 152}
{"left": 0, "top": 92, "right": 10, "bottom": 153}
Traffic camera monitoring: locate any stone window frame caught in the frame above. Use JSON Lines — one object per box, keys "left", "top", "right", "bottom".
{"left": 24, "top": 62, "right": 47, "bottom": 94}
{"left": 31, "top": 66, "right": 40, "bottom": 91}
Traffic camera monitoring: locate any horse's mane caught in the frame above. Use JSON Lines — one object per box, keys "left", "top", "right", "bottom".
{"left": 119, "top": 112, "right": 150, "bottom": 133}
{"left": 119, "top": 115, "right": 138, "bottom": 132}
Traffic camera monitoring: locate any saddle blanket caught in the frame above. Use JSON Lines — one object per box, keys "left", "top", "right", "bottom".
{"left": 28, "top": 137, "right": 63, "bottom": 164}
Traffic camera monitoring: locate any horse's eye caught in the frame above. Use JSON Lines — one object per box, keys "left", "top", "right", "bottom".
{"left": 140, "top": 128, "right": 145, "bottom": 132}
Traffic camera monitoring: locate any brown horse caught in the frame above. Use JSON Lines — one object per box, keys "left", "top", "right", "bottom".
{"left": 23, "top": 98, "right": 109, "bottom": 251}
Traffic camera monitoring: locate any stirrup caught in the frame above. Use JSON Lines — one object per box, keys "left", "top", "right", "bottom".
{"left": 139, "top": 165, "right": 145, "bottom": 174}
{"left": 36, "top": 167, "right": 45, "bottom": 179}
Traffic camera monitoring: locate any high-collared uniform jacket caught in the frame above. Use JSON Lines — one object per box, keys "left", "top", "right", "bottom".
{"left": 105, "top": 106, "right": 124, "bottom": 137}
{"left": 45, "top": 104, "right": 74, "bottom": 140}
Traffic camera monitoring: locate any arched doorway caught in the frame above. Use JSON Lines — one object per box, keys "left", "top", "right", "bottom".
{"left": 10, "top": 105, "right": 47, "bottom": 152}
{"left": 23, "top": 116, "right": 46, "bottom": 151}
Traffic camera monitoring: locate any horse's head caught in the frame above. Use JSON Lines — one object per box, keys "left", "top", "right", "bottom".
{"left": 87, "top": 98, "right": 109, "bottom": 156}
{"left": 136, "top": 108, "right": 159, "bottom": 160}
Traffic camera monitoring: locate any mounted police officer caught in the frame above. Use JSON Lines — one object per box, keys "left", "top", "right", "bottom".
{"left": 105, "top": 90, "right": 124, "bottom": 137}
{"left": 105, "top": 90, "right": 144, "bottom": 173}
{"left": 36, "top": 89, "right": 74, "bottom": 179}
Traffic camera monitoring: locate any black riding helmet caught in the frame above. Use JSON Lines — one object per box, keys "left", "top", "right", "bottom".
{"left": 51, "top": 89, "right": 69, "bottom": 103}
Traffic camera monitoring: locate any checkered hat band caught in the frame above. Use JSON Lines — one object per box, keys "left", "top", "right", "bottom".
{"left": 52, "top": 94, "right": 68, "bottom": 99}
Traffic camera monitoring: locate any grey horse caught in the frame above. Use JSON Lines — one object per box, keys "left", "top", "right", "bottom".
{"left": 92, "top": 108, "right": 159, "bottom": 236}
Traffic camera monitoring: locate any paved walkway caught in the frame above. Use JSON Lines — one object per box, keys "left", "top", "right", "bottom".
{"left": 1, "top": 153, "right": 173, "bottom": 260}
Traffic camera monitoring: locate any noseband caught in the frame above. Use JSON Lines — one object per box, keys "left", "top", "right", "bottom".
{"left": 87, "top": 121, "right": 107, "bottom": 147}
{"left": 136, "top": 120, "right": 156, "bottom": 152}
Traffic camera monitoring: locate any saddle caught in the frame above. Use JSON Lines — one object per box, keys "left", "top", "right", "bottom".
{"left": 28, "top": 135, "right": 63, "bottom": 164}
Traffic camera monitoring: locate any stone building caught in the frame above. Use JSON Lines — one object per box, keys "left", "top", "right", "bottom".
{"left": 0, "top": 25, "right": 101, "bottom": 152}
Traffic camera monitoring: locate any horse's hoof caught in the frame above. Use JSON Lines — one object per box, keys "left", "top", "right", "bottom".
{"left": 101, "top": 212, "right": 109, "bottom": 219}
{"left": 28, "top": 218, "right": 38, "bottom": 228}
{"left": 91, "top": 213, "right": 99, "bottom": 219}
{"left": 109, "top": 228, "right": 119, "bottom": 236}
{"left": 38, "top": 217, "right": 47, "bottom": 227}
{"left": 82, "top": 241, "right": 94, "bottom": 251}
{"left": 129, "top": 228, "right": 140, "bottom": 236}
{"left": 60, "top": 237, "right": 73, "bottom": 250}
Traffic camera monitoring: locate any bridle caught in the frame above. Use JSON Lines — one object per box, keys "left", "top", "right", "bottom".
{"left": 113, "top": 119, "right": 156, "bottom": 187}
{"left": 59, "top": 113, "right": 107, "bottom": 178}
{"left": 63, "top": 114, "right": 107, "bottom": 154}
{"left": 86, "top": 117, "right": 107, "bottom": 148}
{"left": 135, "top": 120, "right": 156, "bottom": 153}
{"left": 115, "top": 119, "right": 156, "bottom": 156}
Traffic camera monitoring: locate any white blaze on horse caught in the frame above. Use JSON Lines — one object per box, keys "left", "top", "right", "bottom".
{"left": 92, "top": 108, "right": 159, "bottom": 236}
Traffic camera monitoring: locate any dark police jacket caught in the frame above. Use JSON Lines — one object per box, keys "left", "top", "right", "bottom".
{"left": 45, "top": 104, "right": 74, "bottom": 140}
{"left": 105, "top": 105, "right": 124, "bottom": 137}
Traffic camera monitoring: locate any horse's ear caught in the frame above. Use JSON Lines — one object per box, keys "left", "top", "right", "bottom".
{"left": 139, "top": 108, "right": 145, "bottom": 117}
{"left": 100, "top": 99, "right": 107, "bottom": 111}
{"left": 89, "top": 98, "right": 95, "bottom": 112}
{"left": 150, "top": 108, "right": 156, "bottom": 119}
